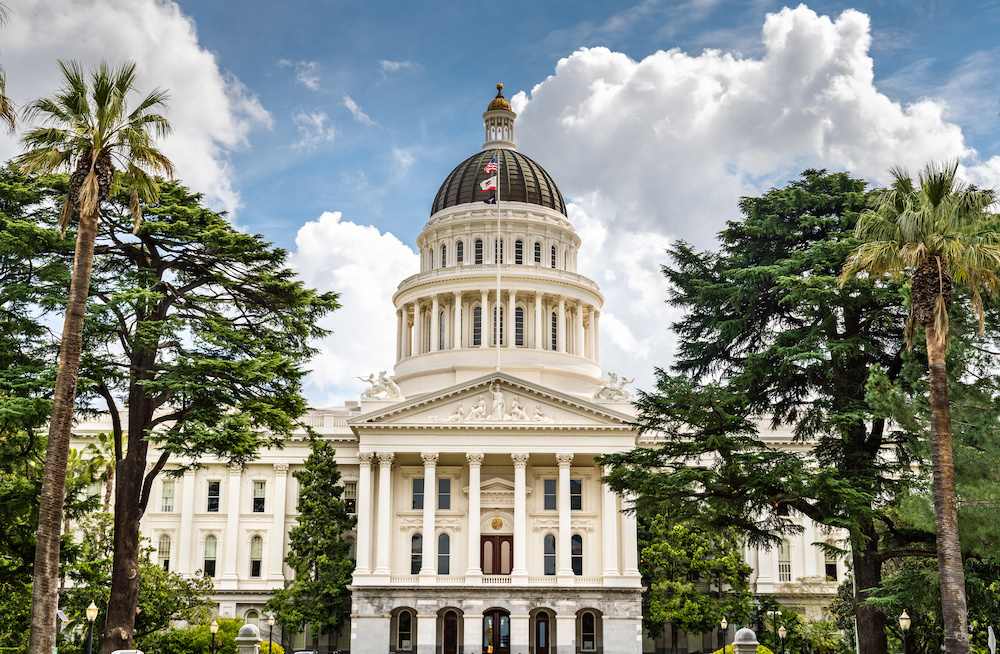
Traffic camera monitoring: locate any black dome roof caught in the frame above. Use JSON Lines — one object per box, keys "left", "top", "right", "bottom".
{"left": 431, "top": 149, "right": 567, "bottom": 216}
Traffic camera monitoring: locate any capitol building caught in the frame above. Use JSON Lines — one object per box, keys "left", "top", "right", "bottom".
{"left": 74, "top": 85, "right": 843, "bottom": 654}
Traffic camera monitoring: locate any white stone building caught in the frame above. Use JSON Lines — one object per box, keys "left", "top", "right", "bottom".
{"left": 72, "top": 85, "right": 843, "bottom": 654}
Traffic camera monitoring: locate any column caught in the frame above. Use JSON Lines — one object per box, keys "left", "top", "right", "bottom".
{"left": 453, "top": 291, "right": 462, "bottom": 349}
{"left": 602, "top": 465, "right": 619, "bottom": 578}
{"left": 373, "top": 452, "right": 395, "bottom": 576}
{"left": 417, "top": 614, "right": 436, "bottom": 654}
{"left": 221, "top": 464, "right": 242, "bottom": 588}
{"left": 466, "top": 453, "right": 484, "bottom": 582}
{"left": 511, "top": 453, "right": 529, "bottom": 579}
{"left": 510, "top": 614, "right": 530, "bottom": 654}
{"left": 593, "top": 309, "right": 600, "bottom": 363}
{"left": 463, "top": 614, "right": 482, "bottom": 654}
{"left": 507, "top": 289, "right": 516, "bottom": 348}
{"left": 556, "top": 453, "right": 574, "bottom": 582}
{"left": 556, "top": 615, "right": 576, "bottom": 654}
{"left": 557, "top": 297, "right": 566, "bottom": 353}
{"left": 414, "top": 302, "right": 423, "bottom": 355}
{"left": 396, "top": 308, "right": 403, "bottom": 361}
{"left": 575, "top": 303, "right": 584, "bottom": 355}
{"left": 405, "top": 305, "right": 413, "bottom": 358}
{"left": 480, "top": 289, "right": 489, "bottom": 348}
{"left": 621, "top": 492, "right": 642, "bottom": 585}
{"left": 534, "top": 292, "right": 543, "bottom": 349}
{"left": 177, "top": 469, "right": 196, "bottom": 576}
{"left": 419, "top": 452, "right": 438, "bottom": 582}
{"left": 269, "top": 463, "right": 289, "bottom": 585}
{"left": 430, "top": 295, "right": 440, "bottom": 352}
{"left": 355, "top": 452, "right": 374, "bottom": 576}
{"left": 585, "top": 307, "right": 595, "bottom": 360}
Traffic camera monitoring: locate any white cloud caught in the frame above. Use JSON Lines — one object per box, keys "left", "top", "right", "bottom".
{"left": 289, "top": 212, "right": 419, "bottom": 407}
{"left": 291, "top": 111, "right": 336, "bottom": 150}
{"left": 278, "top": 59, "right": 321, "bottom": 91}
{"left": 380, "top": 60, "right": 418, "bottom": 73}
{"left": 393, "top": 147, "right": 415, "bottom": 172}
{"left": 0, "top": 0, "right": 271, "bottom": 218}
{"left": 344, "top": 95, "right": 375, "bottom": 126}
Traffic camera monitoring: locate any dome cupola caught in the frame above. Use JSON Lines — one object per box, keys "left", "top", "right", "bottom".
{"left": 483, "top": 83, "right": 516, "bottom": 150}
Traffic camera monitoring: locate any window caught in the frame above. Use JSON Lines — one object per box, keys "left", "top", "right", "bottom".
{"left": 551, "top": 312, "right": 557, "bottom": 350}
{"left": 581, "top": 612, "right": 596, "bottom": 651}
{"left": 493, "top": 306, "right": 503, "bottom": 346}
{"left": 161, "top": 480, "right": 174, "bottom": 512}
{"left": 543, "top": 534, "right": 556, "bottom": 575}
{"left": 494, "top": 238, "right": 503, "bottom": 263}
{"left": 250, "top": 535, "right": 263, "bottom": 577}
{"left": 411, "top": 533, "right": 423, "bottom": 575}
{"left": 572, "top": 534, "right": 583, "bottom": 575}
{"left": 778, "top": 540, "right": 791, "bottom": 582}
{"left": 158, "top": 534, "right": 171, "bottom": 571}
{"left": 515, "top": 307, "right": 524, "bottom": 346}
{"left": 412, "top": 478, "right": 424, "bottom": 510}
{"left": 825, "top": 552, "right": 838, "bottom": 581}
{"left": 438, "top": 533, "right": 450, "bottom": 575}
{"left": 344, "top": 481, "right": 357, "bottom": 514}
{"left": 439, "top": 310, "right": 446, "bottom": 350}
{"left": 438, "top": 478, "right": 451, "bottom": 510}
{"left": 515, "top": 240, "right": 523, "bottom": 264}
{"left": 204, "top": 534, "right": 217, "bottom": 577}
{"left": 246, "top": 611, "right": 259, "bottom": 627}
{"left": 564, "top": 252, "right": 568, "bottom": 270}
{"left": 441, "top": 244, "right": 447, "bottom": 268}
{"left": 457, "top": 241, "right": 464, "bottom": 263}
{"left": 534, "top": 241, "right": 542, "bottom": 264}
{"left": 398, "top": 610, "right": 414, "bottom": 651}
{"left": 570, "top": 479, "right": 582, "bottom": 510}
{"left": 550, "top": 245, "right": 556, "bottom": 268}
{"left": 473, "top": 306, "right": 482, "bottom": 346}
{"left": 544, "top": 479, "right": 556, "bottom": 510}
{"left": 475, "top": 239, "right": 483, "bottom": 264}
{"left": 253, "top": 481, "right": 266, "bottom": 513}
{"left": 207, "top": 480, "right": 220, "bottom": 512}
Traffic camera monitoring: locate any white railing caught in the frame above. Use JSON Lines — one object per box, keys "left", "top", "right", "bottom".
{"left": 389, "top": 575, "right": 419, "bottom": 584}
{"left": 483, "top": 575, "right": 512, "bottom": 585}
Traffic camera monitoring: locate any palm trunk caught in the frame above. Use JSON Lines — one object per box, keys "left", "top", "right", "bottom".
{"left": 27, "top": 209, "right": 100, "bottom": 654}
{"left": 925, "top": 321, "right": 969, "bottom": 654}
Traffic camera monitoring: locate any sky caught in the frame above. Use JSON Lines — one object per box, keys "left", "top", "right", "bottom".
{"left": 2, "top": 0, "right": 1000, "bottom": 407}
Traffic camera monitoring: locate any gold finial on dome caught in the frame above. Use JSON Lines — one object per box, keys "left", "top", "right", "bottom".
{"left": 488, "top": 83, "right": 511, "bottom": 111}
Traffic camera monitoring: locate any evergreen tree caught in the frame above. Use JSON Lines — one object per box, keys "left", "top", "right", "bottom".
{"left": 267, "top": 440, "right": 356, "bottom": 650}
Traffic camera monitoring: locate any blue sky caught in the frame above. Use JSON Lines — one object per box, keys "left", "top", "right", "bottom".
{"left": 2, "top": 0, "right": 999, "bottom": 405}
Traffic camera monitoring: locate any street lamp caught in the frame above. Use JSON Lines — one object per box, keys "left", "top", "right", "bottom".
{"left": 85, "top": 601, "right": 98, "bottom": 654}
{"left": 720, "top": 617, "right": 728, "bottom": 651}
{"left": 778, "top": 625, "right": 787, "bottom": 654}
{"left": 210, "top": 619, "right": 219, "bottom": 654}
{"left": 899, "top": 610, "right": 911, "bottom": 654}
{"left": 268, "top": 613, "right": 275, "bottom": 654}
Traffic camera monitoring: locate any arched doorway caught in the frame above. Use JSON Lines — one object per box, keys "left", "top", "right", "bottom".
{"left": 443, "top": 610, "right": 459, "bottom": 654}
{"left": 534, "top": 612, "right": 550, "bottom": 654}
{"left": 483, "top": 609, "right": 510, "bottom": 654}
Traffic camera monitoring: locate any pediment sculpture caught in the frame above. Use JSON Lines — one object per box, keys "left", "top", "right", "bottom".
{"left": 358, "top": 370, "right": 403, "bottom": 399}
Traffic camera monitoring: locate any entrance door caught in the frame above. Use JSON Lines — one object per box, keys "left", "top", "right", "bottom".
{"left": 481, "top": 535, "right": 513, "bottom": 575}
{"left": 444, "top": 611, "right": 459, "bottom": 654}
{"left": 483, "top": 610, "right": 510, "bottom": 654}
{"left": 534, "top": 613, "right": 550, "bottom": 654}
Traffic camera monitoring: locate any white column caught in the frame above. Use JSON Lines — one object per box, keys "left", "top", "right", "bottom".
{"left": 373, "top": 452, "right": 395, "bottom": 576}
{"left": 404, "top": 305, "right": 413, "bottom": 358}
{"left": 466, "top": 453, "right": 484, "bottom": 582}
{"left": 480, "top": 289, "right": 489, "bottom": 348}
{"left": 463, "top": 614, "right": 481, "bottom": 654}
{"left": 511, "top": 453, "right": 529, "bottom": 579}
{"left": 355, "top": 452, "right": 374, "bottom": 575}
{"left": 556, "top": 453, "right": 574, "bottom": 582}
{"left": 534, "top": 292, "right": 543, "bottom": 349}
{"left": 414, "top": 302, "right": 423, "bottom": 355}
{"left": 221, "top": 464, "right": 242, "bottom": 588}
{"left": 593, "top": 309, "right": 600, "bottom": 363}
{"left": 416, "top": 614, "right": 436, "bottom": 654}
{"left": 585, "top": 307, "right": 595, "bottom": 360}
{"left": 419, "top": 452, "right": 438, "bottom": 582}
{"left": 510, "top": 614, "right": 530, "bottom": 654}
{"left": 557, "top": 297, "right": 566, "bottom": 353}
{"left": 430, "top": 295, "right": 440, "bottom": 352}
{"left": 602, "top": 465, "right": 620, "bottom": 578}
{"left": 621, "top": 492, "right": 642, "bottom": 585}
{"left": 453, "top": 291, "right": 462, "bottom": 350}
{"left": 507, "top": 289, "right": 516, "bottom": 348}
{"left": 269, "top": 463, "right": 289, "bottom": 585}
{"left": 396, "top": 308, "right": 403, "bottom": 361}
{"left": 575, "top": 303, "right": 584, "bottom": 355}
{"left": 176, "top": 470, "right": 195, "bottom": 576}
{"left": 556, "top": 615, "right": 576, "bottom": 654}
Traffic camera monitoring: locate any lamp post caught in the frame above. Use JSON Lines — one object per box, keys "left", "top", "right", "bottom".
{"left": 899, "top": 610, "right": 911, "bottom": 654}
{"left": 268, "top": 613, "right": 275, "bottom": 654}
{"left": 778, "top": 625, "right": 786, "bottom": 654}
{"left": 720, "top": 617, "right": 728, "bottom": 651}
{"left": 85, "top": 601, "right": 98, "bottom": 654}
{"left": 210, "top": 619, "right": 219, "bottom": 654}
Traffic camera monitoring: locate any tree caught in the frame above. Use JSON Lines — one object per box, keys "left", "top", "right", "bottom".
{"left": 15, "top": 59, "right": 173, "bottom": 654}
{"left": 140, "top": 618, "right": 247, "bottom": 654}
{"left": 602, "top": 170, "right": 924, "bottom": 654}
{"left": 266, "top": 440, "right": 356, "bottom": 649}
{"left": 641, "top": 515, "right": 752, "bottom": 654}
{"left": 0, "top": 3, "right": 14, "bottom": 132}
{"left": 840, "top": 161, "right": 1000, "bottom": 654}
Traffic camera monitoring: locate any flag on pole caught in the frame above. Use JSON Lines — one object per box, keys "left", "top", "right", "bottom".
{"left": 484, "top": 155, "right": 498, "bottom": 173}
{"left": 481, "top": 176, "right": 497, "bottom": 192}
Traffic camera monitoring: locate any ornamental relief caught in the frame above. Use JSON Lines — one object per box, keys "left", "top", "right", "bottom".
{"left": 531, "top": 518, "right": 595, "bottom": 533}
{"left": 425, "top": 385, "right": 563, "bottom": 424}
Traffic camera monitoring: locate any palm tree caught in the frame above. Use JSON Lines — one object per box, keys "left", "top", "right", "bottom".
{"left": 840, "top": 161, "right": 1000, "bottom": 654}
{"left": 16, "top": 59, "right": 172, "bottom": 654}
{"left": 0, "top": 3, "right": 15, "bottom": 132}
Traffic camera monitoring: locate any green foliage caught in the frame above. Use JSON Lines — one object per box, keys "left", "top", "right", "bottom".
{"left": 260, "top": 642, "right": 285, "bottom": 654}
{"left": 141, "top": 618, "right": 245, "bottom": 654}
{"left": 266, "top": 440, "right": 355, "bottom": 643}
{"left": 708, "top": 645, "right": 775, "bottom": 654}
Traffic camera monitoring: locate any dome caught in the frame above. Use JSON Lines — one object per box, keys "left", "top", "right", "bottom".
{"left": 487, "top": 83, "right": 512, "bottom": 111}
{"left": 430, "top": 148, "right": 567, "bottom": 216}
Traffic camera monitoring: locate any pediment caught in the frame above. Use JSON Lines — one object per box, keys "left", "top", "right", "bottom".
{"left": 348, "top": 372, "right": 633, "bottom": 431}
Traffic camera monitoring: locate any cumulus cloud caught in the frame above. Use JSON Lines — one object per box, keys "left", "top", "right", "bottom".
{"left": 0, "top": 0, "right": 271, "bottom": 217}
{"left": 291, "top": 111, "right": 336, "bottom": 150}
{"left": 344, "top": 95, "right": 375, "bottom": 126}
{"left": 380, "top": 60, "right": 419, "bottom": 73}
{"left": 289, "top": 212, "right": 419, "bottom": 406}
{"left": 278, "top": 59, "right": 321, "bottom": 91}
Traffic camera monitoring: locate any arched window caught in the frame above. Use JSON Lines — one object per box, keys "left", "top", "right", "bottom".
{"left": 456, "top": 241, "right": 464, "bottom": 264}
{"left": 475, "top": 239, "right": 483, "bottom": 264}
{"left": 398, "top": 610, "right": 414, "bottom": 651}
{"left": 441, "top": 244, "right": 447, "bottom": 268}
{"left": 515, "top": 307, "right": 524, "bottom": 346}
{"left": 515, "top": 240, "right": 523, "bottom": 264}
{"left": 493, "top": 306, "right": 504, "bottom": 346}
{"left": 473, "top": 306, "right": 482, "bottom": 346}
{"left": 158, "top": 534, "right": 171, "bottom": 571}
{"left": 543, "top": 534, "right": 556, "bottom": 575}
{"left": 825, "top": 550, "right": 838, "bottom": 581}
{"left": 564, "top": 251, "right": 568, "bottom": 270}
{"left": 438, "top": 533, "right": 450, "bottom": 575}
{"left": 550, "top": 245, "right": 556, "bottom": 269}
{"left": 250, "top": 535, "right": 263, "bottom": 577}
{"left": 495, "top": 238, "right": 504, "bottom": 264}
{"left": 203, "top": 534, "right": 217, "bottom": 577}
{"left": 245, "top": 610, "right": 259, "bottom": 627}
{"left": 572, "top": 534, "right": 583, "bottom": 575}
{"left": 551, "top": 312, "right": 558, "bottom": 351}
{"left": 439, "top": 310, "right": 446, "bottom": 350}
{"left": 411, "top": 533, "right": 423, "bottom": 575}
{"left": 581, "top": 612, "right": 596, "bottom": 651}
{"left": 778, "top": 540, "right": 791, "bottom": 581}
{"left": 534, "top": 241, "right": 542, "bottom": 264}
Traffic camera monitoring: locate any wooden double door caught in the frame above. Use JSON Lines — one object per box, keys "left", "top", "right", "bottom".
{"left": 480, "top": 535, "right": 512, "bottom": 575}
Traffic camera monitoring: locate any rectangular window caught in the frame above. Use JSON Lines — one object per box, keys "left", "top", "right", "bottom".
{"left": 825, "top": 555, "right": 838, "bottom": 581}
{"left": 515, "top": 240, "right": 523, "bottom": 264}
{"left": 158, "top": 535, "right": 171, "bottom": 571}
{"left": 207, "top": 481, "right": 220, "bottom": 512}
{"left": 161, "top": 480, "right": 175, "bottom": 512}
{"left": 457, "top": 241, "right": 464, "bottom": 263}
{"left": 438, "top": 478, "right": 451, "bottom": 510}
{"left": 570, "top": 479, "right": 582, "bottom": 510}
{"left": 412, "top": 478, "right": 424, "bottom": 510}
{"left": 475, "top": 239, "right": 483, "bottom": 264}
{"left": 534, "top": 242, "right": 541, "bottom": 264}
{"left": 473, "top": 306, "right": 482, "bottom": 346}
{"left": 544, "top": 479, "right": 556, "bottom": 510}
{"left": 253, "top": 481, "right": 266, "bottom": 513}
{"left": 250, "top": 537, "right": 263, "bottom": 578}
{"left": 344, "top": 481, "right": 357, "bottom": 514}
{"left": 204, "top": 535, "right": 217, "bottom": 577}
{"left": 550, "top": 245, "right": 556, "bottom": 268}
{"left": 778, "top": 541, "right": 792, "bottom": 581}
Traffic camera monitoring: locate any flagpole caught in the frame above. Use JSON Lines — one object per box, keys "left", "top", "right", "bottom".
{"left": 495, "top": 146, "right": 501, "bottom": 373}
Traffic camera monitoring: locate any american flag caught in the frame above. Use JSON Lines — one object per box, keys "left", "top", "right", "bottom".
{"left": 484, "top": 156, "right": 498, "bottom": 174}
